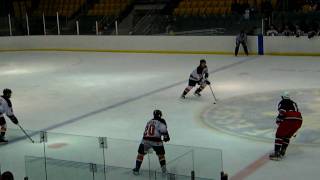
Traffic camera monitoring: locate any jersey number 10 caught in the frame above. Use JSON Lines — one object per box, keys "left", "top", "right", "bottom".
{"left": 144, "top": 124, "right": 155, "bottom": 137}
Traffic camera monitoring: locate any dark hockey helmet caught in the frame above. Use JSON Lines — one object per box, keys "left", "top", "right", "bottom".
{"left": 153, "top": 109, "right": 162, "bottom": 119}
{"left": 3, "top": 88, "right": 12, "bottom": 96}
{"left": 200, "top": 59, "right": 206, "bottom": 64}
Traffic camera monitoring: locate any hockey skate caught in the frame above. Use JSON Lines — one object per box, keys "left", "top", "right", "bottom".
{"left": 194, "top": 91, "right": 201, "bottom": 97}
{"left": 132, "top": 168, "right": 139, "bottom": 175}
{"left": 269, "top": 152, "right": 282, "bottom": 161}
{"left": 0, "top": 137, "right": 8, "bottom": 144}
{"left": 160, "top": 165, "right": 167, "bottom": 177}
{"left": 161, "top": 165, "right": 167, "bottom": 174}
{"left": 279, "top": 150, "right": 287, "bottom": 159}
{"left": 280, "top": 146, "right": 288, "bottom": 157}
{"left": 180, "top": 94, "right": 186, "bottom": 99}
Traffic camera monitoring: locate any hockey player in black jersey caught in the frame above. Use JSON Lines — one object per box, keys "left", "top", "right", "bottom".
{"left": 235, "top": 30, "right": 249, "bottom": 56}
{"left": 181, "top": 59, "right": 211, "bottom": 98}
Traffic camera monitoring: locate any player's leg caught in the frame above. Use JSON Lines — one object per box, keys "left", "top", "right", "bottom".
{"left": 194, "top": 81, "right": 208, "bottom": 96}
{"left": 242, "top": 42, "right": 249, "bottom": 56}
{"left": 270, "top": 136, "right": 283, "bottom": 160}
{"left": 133, "top": 143, "right": 149, "bottom": 175}
{"left": 181, "top": 80, "right": 196, "bottom": 98}
{"left": 154, "top": 145, "right": 167, "bottom": 173}
{"left": 280, "top": 138, "right": 290, "bottom": 157}
{"left": 281, "top": 120, "right": 302, "bottom": 156}
{"left": 0, "top": 116, "right": 8, "bottom": 143}
{"left": 270, "top": 122, "right": 288, "bottom": 160}
{"left": 235, "top": 43, "right": 240, "bottom": 56}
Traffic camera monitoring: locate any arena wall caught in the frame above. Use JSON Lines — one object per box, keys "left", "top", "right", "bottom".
{"left": 0, "top": 35, "right": 319, "bottom": 56}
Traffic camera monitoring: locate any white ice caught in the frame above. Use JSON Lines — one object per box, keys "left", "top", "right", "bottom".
{"left": 1, "top": 51, "right": 320, "bottom": 180}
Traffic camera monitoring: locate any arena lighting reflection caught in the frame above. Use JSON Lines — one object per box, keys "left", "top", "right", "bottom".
{"left": 72, "top": 74, "right": 159, "bottom": 87}
{"left": 0, "top": 69, "right": 31, "bottom": 75}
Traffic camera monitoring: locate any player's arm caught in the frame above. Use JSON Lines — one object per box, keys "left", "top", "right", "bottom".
{"left": 293, "top": 102, "right": 299, "bottom": 112}
{"left": 276, "top": 114, "right": 284, "bottom": 125}
{"left": 204, "top": 67, "right": 209, "bottom": 79}
{"left": 159, "top": 121, "right": 170, "bottom": 142}
{"left": 6, "top": 107, "right": 18, "bottom": 125}
{"left": 277, "top": 101, "right": 286, "bottom": 113}
{"left": 159, "top": 118, "right": 167, "bottom": 126}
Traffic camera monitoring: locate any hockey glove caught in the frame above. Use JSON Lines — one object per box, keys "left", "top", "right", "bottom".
{"left": 163, "top": 135, "right": 170, "bottom": 142}
{"left": 9, "top": 115, "right": 19, "bottom": 125}
{"left": 205, "top": 80, "right": 211, "bottom": 85}
{"left": 205, "top": 73, "right": 209, "bottom": 79}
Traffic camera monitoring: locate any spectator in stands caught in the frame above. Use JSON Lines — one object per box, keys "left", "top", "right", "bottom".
{"left": 308, "top": 21, "right": 319, "bottom": 38}
{"left": 1, "top": 171, "right": 14, "bottom": 180}
{"left": 295, "top": 25, "right": 304, "bottom": 37}
{"left": 308, "top": 28, "right": 317, "bottom": 39}
{"left": 282, "top": 25, "right": 293, "bottom": 36}
{"left": 266, "top": 25, "right": 279, "bottom": 36}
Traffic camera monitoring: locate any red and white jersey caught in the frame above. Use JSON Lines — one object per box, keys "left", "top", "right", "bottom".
{"left": 282, "top": 111, "right": 303, "bottom": 121}
{"left": 143, "top": 119, "right": 168, "bottom": 142}
{"left": 0, "top": 96, "right": 14, "bottom": 117}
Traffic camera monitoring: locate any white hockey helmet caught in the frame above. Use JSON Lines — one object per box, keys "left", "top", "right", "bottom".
{"left": 281, "top": 91, "right": 290, "bottom": 99}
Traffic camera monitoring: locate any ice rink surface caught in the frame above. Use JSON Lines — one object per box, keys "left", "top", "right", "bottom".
{"left": 1, "top": 51, "right": 320, "bottom": 180}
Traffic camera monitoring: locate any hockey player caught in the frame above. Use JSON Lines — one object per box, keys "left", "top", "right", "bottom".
{"left": 269, "top": 92, "right": 303, "bottom": 160}
{"left": 181, "top": 59, "right": 211, "bottom": 99}
{"left": 235, "top": 30, "right": 249, "bottom": 56}
{"left": 133, "top": 110, "right": 170, "bottom": 175}
{"left": 0, "top": 89, "right": 19, "bottom": 143}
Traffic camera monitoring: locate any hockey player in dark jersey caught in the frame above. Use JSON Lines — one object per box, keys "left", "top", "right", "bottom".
{"left": 269, "top": 92, "right": 302, "bottom": 160}
{"left": 181, "top": 59, "right": 211, "bottom": 99}
{"left": 0, "top": 89, "right": 19, "bottom": 143}
{"left": 235, "top": 30, "right": 249, "bottom": 56}
{"left": 133, "top": 110, "right": 170, "bottom": 175}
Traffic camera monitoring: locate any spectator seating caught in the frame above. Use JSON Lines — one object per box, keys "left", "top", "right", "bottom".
{"left": 12, "top": 0, "right": 32, "bottom": 17}
{"left": 87, "top": 0, "right": 132, "bottom": 17}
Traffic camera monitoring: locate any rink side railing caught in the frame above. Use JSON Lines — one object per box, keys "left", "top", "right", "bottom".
{"left": 0, "top": 128, "right": 224, "bottom": 180}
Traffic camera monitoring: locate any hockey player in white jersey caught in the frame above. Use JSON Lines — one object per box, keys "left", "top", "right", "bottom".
{"left": 133, "top": 110, "right": 170, "bottom": 175}
{"left": 0, "top": 89, "right": 19, "bottom": 143}
{"left": 181, "top": 59, "right": 211, "bottom": 98}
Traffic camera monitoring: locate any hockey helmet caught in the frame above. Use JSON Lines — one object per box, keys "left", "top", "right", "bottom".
{"left": 200, "top": 59, "right": 206, "bottom": 64}
{"left": 281, "top": 91, "right": 290, "bottom": 99}
{"left": 153, "top": 109, "right": 162, "bottom": 119}
{"left": 3, "top": 88, "right": 12, "bottom": 96}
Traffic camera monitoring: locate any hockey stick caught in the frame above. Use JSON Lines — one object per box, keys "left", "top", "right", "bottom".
{"left": 208, "top": 85, "right": 217, "bottom": 104}
{"left": 17, "top": 124, "right": 35, "bottom": 143}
